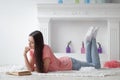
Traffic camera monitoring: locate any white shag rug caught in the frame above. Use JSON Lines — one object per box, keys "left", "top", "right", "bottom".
{"left": 0, "top": 65, "right": 120, "bottom": 77}
{"left": 33, "top": 67, "right": 120, "bottom": 77}
{"left": 0, "top": 65, "right": 26, "bottom": 72}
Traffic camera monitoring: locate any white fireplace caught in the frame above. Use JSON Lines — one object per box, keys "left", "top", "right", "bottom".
{"left": 37, "top": 4, "right": 120, "bottom": 62}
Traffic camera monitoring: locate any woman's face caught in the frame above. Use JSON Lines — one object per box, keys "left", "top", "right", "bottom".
{"left": 28, "top": 36, "right": 34, "bottom": 49}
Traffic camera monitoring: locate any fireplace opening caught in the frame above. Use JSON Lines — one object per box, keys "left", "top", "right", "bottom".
{"left": 49, "top": 18, "right": 108, "bottom": 54}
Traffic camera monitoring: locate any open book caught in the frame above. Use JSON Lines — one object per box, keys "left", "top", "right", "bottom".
{"left": 6, "top": 70, "right": 32, "bottom": 76}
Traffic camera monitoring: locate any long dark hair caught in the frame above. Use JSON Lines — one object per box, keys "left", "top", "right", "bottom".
{"left": 29, "top": 30, "right": 44, "bottom": 73}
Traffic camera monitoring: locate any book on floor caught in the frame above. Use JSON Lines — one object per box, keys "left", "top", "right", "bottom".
{"left": 6, "top": 70, "right": 32, "bottom": 76}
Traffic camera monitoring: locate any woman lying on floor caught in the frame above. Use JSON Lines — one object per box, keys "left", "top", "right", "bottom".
{"left": 23, "top": 27, "right": 101, "bottom": 73}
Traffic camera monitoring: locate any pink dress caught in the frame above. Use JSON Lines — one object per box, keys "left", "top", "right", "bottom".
{"left": 30, "top": 45, "right": 72, "bottom": 72}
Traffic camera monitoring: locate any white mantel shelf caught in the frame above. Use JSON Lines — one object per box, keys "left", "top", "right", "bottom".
{"left": 37, "top": 3, "right": 120, "bottom": 19}
{"left": 37, "top": 3, "right": 120, "bottom": 9}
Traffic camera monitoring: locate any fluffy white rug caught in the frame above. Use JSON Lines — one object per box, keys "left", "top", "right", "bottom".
{"left": 0, "top": 65, "right": 120, "bottom": 77}
{"left": 0, "top": 65, "right": 26, "bottom": 72}
{"left": 33, "top": 67, "right": 120, "bottom": 77}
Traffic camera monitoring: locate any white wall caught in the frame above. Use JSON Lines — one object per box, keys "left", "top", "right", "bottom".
{"left": 0, "top": 0, "right": 39, "bottom": 65}
{"left": 36, "top": 0, "right": 57, "bottom": 3}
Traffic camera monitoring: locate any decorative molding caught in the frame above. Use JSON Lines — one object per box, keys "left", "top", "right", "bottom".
{"left": 37, "top": 4, "right": 120, "bottom": 19}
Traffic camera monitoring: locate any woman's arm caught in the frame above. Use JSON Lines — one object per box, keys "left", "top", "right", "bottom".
{"left": 43, "top": 58, "right": 50, "bottom": 73}
{"left": 23, "top": 47, "right": 34, "bottom": 72}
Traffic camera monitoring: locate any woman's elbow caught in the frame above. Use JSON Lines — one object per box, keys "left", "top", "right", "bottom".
{"left": 44, "top": 70, "right": 48, "bottom": 73}
{"left": 30, "top": 68, "right": 34, "bottom": 72}
{"left": 27, "top": 67, "right": 34, "bottom": 72}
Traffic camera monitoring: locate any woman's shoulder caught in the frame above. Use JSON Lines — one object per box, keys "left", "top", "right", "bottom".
{"left": 43, "top": 44, "right": 53, "bottom": 58}
{"left": 44, "top": 44, "right": 49, "bottom": 47}
{"left": 44, "top": 44, "right": 51, "bottom": 50}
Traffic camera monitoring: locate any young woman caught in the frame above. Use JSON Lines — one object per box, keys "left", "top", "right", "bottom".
{"left": 23, "top": 27, "right": 101, "bottom": 73}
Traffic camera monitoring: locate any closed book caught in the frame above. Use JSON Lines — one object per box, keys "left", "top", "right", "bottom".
{"left": 6, "top": 70, "right": 31, "bottom": 76}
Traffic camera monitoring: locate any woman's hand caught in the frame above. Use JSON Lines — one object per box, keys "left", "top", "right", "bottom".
{"left": 23, "top": 46, "right": 34, "bottom": 71}
{"left": 24, "top": 46, "right": 30, "bottom": 56}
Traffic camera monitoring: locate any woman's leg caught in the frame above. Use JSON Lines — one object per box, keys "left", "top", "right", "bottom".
{"left": 91, "top": 38, "right": 101, "bottom": 69}
{"left": 79, "top": 27, "right": 101, "bottom": 68}
{"left": 85, "top": 26, "right": 94, "bottom": 63}
{"left": 86, "top": 41, "right": 92, "bottom": 63}
{"left": 71, "top": 57, "right": 94, "bottom": 70}
{"left": 71, "top": 27, "right": 95, "bottom": 70}
{"left": 71, "top": 40, "right": 99, "bottom": 70}
{"left": 71, "top": 27, "right": 101, "bottom": 70}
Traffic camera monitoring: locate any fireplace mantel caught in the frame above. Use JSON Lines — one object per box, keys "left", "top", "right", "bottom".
{"left": 37, "top": 4, "right": 120, "bottom": 18}
{"left": 37, "top": 4, "right": 120, "bottom": 61}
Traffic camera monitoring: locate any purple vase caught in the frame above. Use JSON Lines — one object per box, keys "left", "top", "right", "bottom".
{"left": 66, "top": 46, "right": 71, "bottom": 53}
{"left": 98, "top": 47, "right": 102, "bottom": 53}
{"left": 97, "top": 42, "right": 102, "bottom": 54}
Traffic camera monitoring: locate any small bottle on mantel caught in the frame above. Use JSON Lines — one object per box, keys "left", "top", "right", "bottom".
{"left": 84, "top": 0, "right": 90, "bottom": 4}
{"left": 81, "top": 41, "right": 85, "bottom": 54}
{"left": 97, "top": 42, "right": 102, "bottom": 54}
{"left": 75, "top": 0, "right": 80, "bottom": 4}
{"left": 58, "top": 0, "right": 63, "bottom": 4}
{"left": 66, "top": 41, "right": 71, "bottom": 53}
